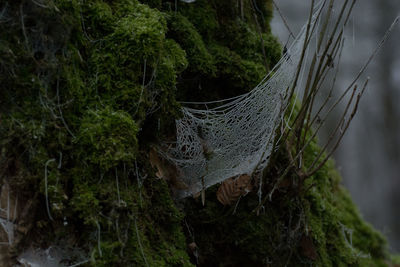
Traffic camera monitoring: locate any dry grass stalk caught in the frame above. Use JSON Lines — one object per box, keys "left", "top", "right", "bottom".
{"left": 254, "top": 0, "right": 399, "bottom": 213}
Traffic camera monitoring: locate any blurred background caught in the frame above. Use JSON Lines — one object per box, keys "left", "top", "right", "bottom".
{"left": 271, "top": 0, "right": 400, "bottom": 252}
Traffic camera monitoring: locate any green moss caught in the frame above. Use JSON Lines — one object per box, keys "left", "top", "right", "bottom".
{"left": 183, "top": 137, "right": 389, "bottom": 266}
{"left": 167, "top": 12, "right": 216, "bottom": 75}
{"left": 0, "top": 0, "right": 191, "bottom": 265}
{"left": 177, "top": 0, "right": 218, "bottom": 42}
{"left": 70, "top": 182, "right": 101, "bottom": 225}
{"left": 166, "top": 0, "right": 281, "bottom": 102}
{"left": 303, "top": 161, "right": 387, "bottom": 266}
{"left": 211, "top": 43, "right": 266, "bottom": 90}
{"left": 392, "top": 254, "right": 400, "bottom": 264}
{"left": 76, "top": 107, "right": 139, "bottom": 171}
{"left": 0, "top": 0, "right": 391, "bottom": 266}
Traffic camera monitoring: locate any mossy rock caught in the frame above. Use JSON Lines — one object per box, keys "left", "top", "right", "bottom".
{"left": 0, "top": 0, "right": 394, "bottom": 266}
{"left": 183, "top": 141, "right": 388, "bottom": 266}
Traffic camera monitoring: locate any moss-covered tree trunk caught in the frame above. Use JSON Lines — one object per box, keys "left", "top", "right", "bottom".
{"left": 0, "top": 0, "right": 395, "bottom": 266}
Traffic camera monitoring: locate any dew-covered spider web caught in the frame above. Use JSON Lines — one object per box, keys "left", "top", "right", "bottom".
{"left": 163, "top": 1, "right": 323, "bottom": 198}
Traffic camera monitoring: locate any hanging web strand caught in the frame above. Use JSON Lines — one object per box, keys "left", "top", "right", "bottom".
{"left": 164, "top": 1, "right": 323, "bottom": 198}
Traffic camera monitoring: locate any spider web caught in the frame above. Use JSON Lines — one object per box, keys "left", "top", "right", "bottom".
{"left": 163, "top": 1, "right": 323, "bottom": 198}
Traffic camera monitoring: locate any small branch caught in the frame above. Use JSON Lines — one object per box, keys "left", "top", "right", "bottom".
{"left": 307, "top": 38, "right": 345, "bottom": 132}
{"left": 298, "top": 35, "right": 344, "bottom": 151}
{"left": 305, "top": 79, "right": 368, "bottom": 177}
{"left": 294, "top": 0, "right": 352, "bottom": 150}
{"left": 308, "top": 84, "right": 358, "bottom": 170}
{"left": 31, "top": 0, "right": 51, "bottom": 9}
{"left": 272, "top": 0, "right": 295, "bottom": 39}
{"left": 68, "top": 259, "right": 90, "bottom": 267}
{"left": 249, "top": 0, "right": 269, "bottom": 70}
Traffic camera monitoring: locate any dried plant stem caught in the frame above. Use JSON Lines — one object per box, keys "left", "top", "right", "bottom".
{"left": 272, "top": 0, "right": 295, "bottom": 39}
{"left": 299, "top": 32, "right": 344, "bottom": 147}
{"left": 285, "top": 0, "right": 320, "bottom": 105}
{"left": 45, "top": 158, "right": 56, "bottom": 221}
{"left": 308, "top": 85, "right": 359, "bottom": 170}
{"left": 134, "top": 217, "right": 149, "bottom": 267}
{"left": 303, "top": 15, "right": 399, "bottom": 172}
{"left": 256, "top": 81, "right": 361, "bottom": 212}
{"left": 307, "top": 38, "right": 345, "bottom": 131}
{"left": 294, "top": 0, "right": 354, "bottom": 150}
{"left": 280, "top": 1, "right": 327, "bottom": 144}
{"left": 96, "top": 220, "right": 102, "bottom": 257}
{"left": 305, "top": 79, "right": 368, "bottom": 177}
{"left": 56, "top": 77, "right": 76, "bottom": 138}
{"left": 19, "top": 4, "right": 29, "bottom": 49}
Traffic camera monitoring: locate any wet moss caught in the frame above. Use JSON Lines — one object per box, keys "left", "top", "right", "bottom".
{"left": 210, "top": 43, "right": 266, "bottom": 93}
{"left": 0, "top": 0, "right": 191, "bottom": 265}
{"left": 76, "top": 107, "right": 139, "bottom": 171}
{"left": 167, "top": 12, "right": 216, "bottom": 76}
{"left": 165, "top": 0, "right": 281, "bottom": 102}
{"left": 0, "top": 0, "right": 392, "bottom": 266}
{"left": 183, "top": 139, "right": 389, "bottom": 266}
{"left": 392, "top": 254, "right": 400, "bottom": 264}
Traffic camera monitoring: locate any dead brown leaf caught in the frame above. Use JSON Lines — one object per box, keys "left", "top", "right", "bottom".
{"left": 149, "top": 148, "right": 188, "bottom": 190}
{"left": 216, "top": 174, "right": 252, "bottom": 205}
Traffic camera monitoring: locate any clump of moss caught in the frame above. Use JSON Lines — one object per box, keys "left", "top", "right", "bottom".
{"left": 210, "top": 43, "right": 266, "bottom": 93}
{"left": 392, "top": 254, "right": 400, "bottom": 265}
{"left": 157, "top": 0, "right": 281, "bottom": 103}
{"left": 183, "top": 138, "right": 388, "bottom": 266}
{"left": 76, "top": 107, "right": 139, "bottom": 170}
{"left": 0, "top": 0, "right": 191, "bottom": 265}
{"left": 0, "top": 0, "right": 392, "bottom": 266}
{"left": 167, "top": 12, "right": 216, "bottom": 76}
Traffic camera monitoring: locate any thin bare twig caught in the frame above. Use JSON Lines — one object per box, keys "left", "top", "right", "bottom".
{"left": 19, "top": 4, "right": 29, "bottom": 49}
{"left": 96, "top": 220, "right": 102, "bottom": 257}
{"left": 294, "top": 0, "right": 354, "bottom": 150}
{"left": 249, "top": 0, "right": 269, "bottom": 70}
{"left": 56, "top": 77, "right": 76, "bottom": 138}
{"left": 308, "top": 84, "right": 358, "bottom": 171}
{"left": 45, "top": 158, "right": 56, "bottom": 221}
{"left": 134, "top": 217, "right": 149, "bottom": 267}
{"left": 305, "top": 79, "right": 368, "bottom": 177}
{"left": 307, "top": 38, "right": 345, "bottom": 131}
{"left": 272, "top": 0, "right": 295, "bottom": 39}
